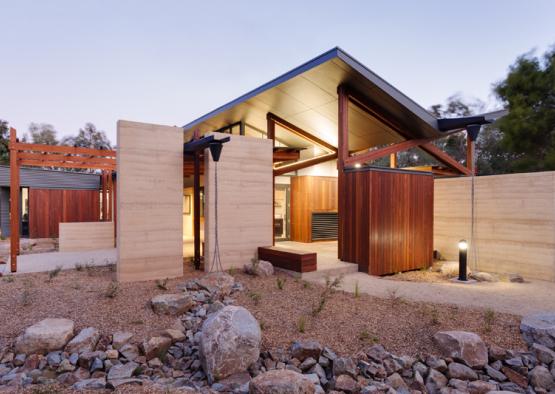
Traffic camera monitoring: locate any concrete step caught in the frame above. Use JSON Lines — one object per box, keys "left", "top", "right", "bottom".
{"left": 301, "top": 262, "right": 358, "bottom": 280}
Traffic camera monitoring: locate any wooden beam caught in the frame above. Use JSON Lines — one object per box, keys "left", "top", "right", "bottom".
{"left": 17, "top": 159, "right": 115, "bottom": 171}
{"left": 466, "top": 134, "right": 475, "bottom": 175}
{"left": 113, "top": 175, "right": 117, "bottom": 245}
{"left": 17, "top": 152, "right": 116, "bottom": 166}
{"left": 420, "top": 143, "right": 472, "bottom": 176}
{"left": 107, "top": 171, "right": 113, "bottom": 221}
{"left": 273, "top": 150, "right": 300, "bottom": 162}
{"left": 390, "top": 153, "right": 397, "bottom": 168}
{"left": 266, "top": 114, "right": 275, "bottom": 143}
{"left": 267, "top": 113, "right": 337, "bottom": 153}
{"left": 344, "top": 138, "right": 432, "bottom": 167}
{"left": 13, "top": 143, "right": 115, "bottom": 157}
{"left": 337, "top": 86, "right": 349, "bottom": 169}
{"left": 193, "top": 149, "right": 201, "bottom": 270}
{"left": 274, "top": 152, "right": 338, "bottom": 176}
{"left": 267, "top": 115, "right": 276, "bottom": 246}
{"left": 9, "top": 128, "right": 19, "bottom": 272}
{"left": 101, "top": 171, "right": 108, "bottom": 221}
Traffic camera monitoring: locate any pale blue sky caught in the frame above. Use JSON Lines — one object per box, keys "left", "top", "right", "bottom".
{"left": 1, "top": 0, "right": 554, "bottom": 143}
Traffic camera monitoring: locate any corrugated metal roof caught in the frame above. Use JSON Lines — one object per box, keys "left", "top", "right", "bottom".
{"left": 183, "top": 47, "right": 442, "bottom": 150}
{"left": 0, "top": 165, "right": 100, "bottom": 190}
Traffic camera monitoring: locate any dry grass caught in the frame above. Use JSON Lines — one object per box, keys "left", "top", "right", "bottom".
{"left": 234, "top": 272, "right": 525, "bottom": 357}
{"left": 0, "top": 266, "right": 524, "bottom": 360}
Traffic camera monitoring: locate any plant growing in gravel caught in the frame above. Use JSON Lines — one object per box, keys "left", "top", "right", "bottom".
{"left": 359, "top": 329, "right": 370, "bottom": 342}
{"left": 74, "top": 263, "right": 84, "bottom": 271}
{"left": 387, "top": 287, "right": 404, "bottom": 306}
{"left": 156, "top": 278, "right": 169, "bottom": 290}
{"left": 131, "top": 319, "right": 144, "bottom": 325}
{"left": 248, "top": 291, "right": 261, "bottom": 305}
{"left": 104, "top": 281, "right": 120, "bottom": 298}
{"left": 85, "top": 261, "right": 95, "bottom": 276}
{"left": 483, "top": 308, "right": 495, "bottom": 332}
{"left": 276, "top": 277, "right": 286, "bottom": 290}
{"left": 430, "top": 307, "right": 440, "bottom": 325}
{"left": 46, "top": 265, "right": 62, "bottom": 282}
{"left": 297, "top": 315, "right": 306, "bottom": 333}
{"left": 259, "top": 321, "right": 266, "bottom": 331}
{"left": 311, "top": 275, "right": 343, "bottom": 317}
{"left": 2, "top": 275, "right": 14, "bottom": 283}
{"left": 302, "top": 280, "right": 311, "bottom": 289}
{"left": 354, "top": 281, "right": 360, "bottom": 298}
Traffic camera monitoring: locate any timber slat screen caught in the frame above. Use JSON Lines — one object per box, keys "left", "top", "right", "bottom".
{"left": 339, "top": 169, "right": 434, "bottom": 275}
{"left": 8, "top": 127, "right": 116, "bottom": 272}
{"left": 29, "top": 189, "right": 100, "bottom": 238}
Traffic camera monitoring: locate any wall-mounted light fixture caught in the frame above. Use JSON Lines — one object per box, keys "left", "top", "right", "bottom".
{"left": 458, "top": 239, "right": 468, "bottom": 281}
{"left": 354, "top": 163, "right": 362, "bottom": 168}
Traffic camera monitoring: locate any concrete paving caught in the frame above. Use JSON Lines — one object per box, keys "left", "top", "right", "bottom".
{"left": 305, "top": 271, "right": 555, "bottom": 316}
{"left": 2, "top": 248, "right": 116, "bottom": 275}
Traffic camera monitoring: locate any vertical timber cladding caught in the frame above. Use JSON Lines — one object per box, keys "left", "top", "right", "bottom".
{"left": 340, "top": 168, "right": 434, "bottom": 275}
{"left": 204, "top": 133, "right": 273, "bottom": 271}
{"left": 116, "top": 120, "right": 184, "bottom": 282}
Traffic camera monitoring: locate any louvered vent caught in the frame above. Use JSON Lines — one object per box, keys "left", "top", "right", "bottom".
{"left": 311, "top": 212, "right": 338, "bottom": 241}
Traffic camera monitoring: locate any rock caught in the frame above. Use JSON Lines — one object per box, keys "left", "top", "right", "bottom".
{"left": 212, "top": 371, "right": 251, "bottom": 391}
{"left": 57, "top": 359, "right": 76, "bottom": 373}
{"left": 520, "top": 313, "right": 555, "bottom": 349}
{"left": 529, "top": 365, "right": 554, "bottom": 390}
{"left": 65, "top": 327, "right": 100, "bottom": 354}
{"left": 509, "top": 274, "right": 524, "bottom": 283}
{"left": 332, "top": 357, "right": 358, "bottom": 378}
{"left": 485, "top": 364, "right": 507, "bottom": 382}
{"left": 244, "top": 260, "right": 274, "bottom": 277}
{"left": 386, "top": 372, "right": 408, "bottom": 390}
{"left": 499, "top": 382, "right": 526, "bottom": 393}
{"left": 299, "top": 357, "right": 317, "bottom": 371}
{"left": 200, "top": 305, "right": 261, "bottom": 383}
{"left": 531, "top": 342, "right": 555, "bottom": 364}
{"left": 106, "top": 378, "right": 143, "bottom": 389}
{"left": 426, "top": 368, "right": 448, "bottom": 391}
{"left": 291, "top": 340, "right": 322, "bottom": 361}
{"left": 470, "top": 271, "right": 498, "bottom": 282}
{"left": 15, "top": 318, "right": 75, "bottom": 354}
{"left": 426, "top": 355, "right": 448, "bottom": 372}
{"left": 197, "top": 272, "right": 235, "bottom": 297}
{"left": 119, "top": 343, "right": 140, "bottom": 361}
{"left": 433, "top": 331, "right": 488, "bottom": 368}
{"left": 467, "top": 380, "right": 497, "bottom": 394}
{"left": 448, "top": 362, "right": 478, "bottom": 380}
{"left": 334, "top": 374, "right": 359, "bottom": 393}
{"left": 365, "top": 344, "right": 389, "bottom": 362}
{"left": 151, "top": 293, "right": 195, "bottom": 316}
{"left": 488, "top": 344, "right": 508, "bottom": 361}
{"left": 249, "top": 369, "right": 315, "bottom": 393}
{"left": 163, "top": 328, "right": 186, "bottom": 343}
{"left": 107, "top": 361, "right": 139, "bottom": 380}
{"left": 142, "top": 336, "right": 172, "bottom": 360}
{"left": 72, "top": 377, "right": 106, "bottom": 389}
{"left": 501, "top": 366, "right": 528, "bottom": 389}
{"left": 106, "top": 349, "right": 118, "bottom": 359}
{"left": 112, "top": 331, "right": 133, "bottom": 350}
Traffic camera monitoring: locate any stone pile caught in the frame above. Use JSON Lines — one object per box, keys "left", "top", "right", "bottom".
{"left": 2, "top": 264, "right": 555, "bottom": 393}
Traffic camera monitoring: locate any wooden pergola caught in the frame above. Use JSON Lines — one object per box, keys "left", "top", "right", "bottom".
{"left": 8, "top": 128, "right": 116, "bottom": 272}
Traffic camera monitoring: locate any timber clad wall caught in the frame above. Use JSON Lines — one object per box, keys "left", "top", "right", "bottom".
{"left": 340, "top": 169, "right": 433, "bottom": 275}
{"left": 434, "top": 172, "right": 555, "bottom": 282}
{"left": 205, "top": 133, "right": 273, "bottom": 271}
{"left": 29, "top": 189, "right": 100, "bottom": 238}
{"left": 117, "top": 120, "right": 183, "bottom": 282}
{"left": 290, "top": 176, "right": 338, "bottom": 242}
{"left": 59, "top": 221, "right": 114, "bottom": 252}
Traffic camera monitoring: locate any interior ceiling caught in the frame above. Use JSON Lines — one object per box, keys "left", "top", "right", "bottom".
{"left": 183, "top": 49, "right": 441, "bottom": 151}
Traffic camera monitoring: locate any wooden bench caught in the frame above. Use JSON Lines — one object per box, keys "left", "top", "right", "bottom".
{"left": 258, "top": 246, "right": 317, "bottom": 273}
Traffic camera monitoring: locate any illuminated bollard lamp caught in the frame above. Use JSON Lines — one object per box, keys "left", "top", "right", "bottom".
{"left": 458, "top": 239, "right": 468, "bottom": 281}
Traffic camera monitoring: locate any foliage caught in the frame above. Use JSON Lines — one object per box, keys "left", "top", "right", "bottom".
{"left": 297, "top": 315, "right": 306, "bottom": 333}
{"left": 311, "top": 275, "right": 343, "bottom": 316}
{"left": 156, "top": 278, "right": 169, "bottom": 290}
{"left": 0, "top": 119, "right": 9, "bottom": 164}
{"left": 494, "top": 47, "right": 555, "bottom": 172}
{"left": 248, "top": 291, "right": 261, "bottom": 305}
{"left": 354, "top": 281, "right": 360, "bottom": 298}
{"left": 61, "top": 122, "right": 112, "bottom": 150}
{"left": 74, "top": 263, "right": 84, "bottom": 271}
{"left": 26, "top": 122, "right": 59, "bottom": 145}
{"left": 483, "top": 308, "right": 495, "bottom": 333}
{"left": 104, "top": 281, "right": 120, "bottom": 298}
{"left": 47, "top": 265, "right": 62, "bottom": 282}
{"left": 276, "top": 277, "right": 285, "bottom": 290}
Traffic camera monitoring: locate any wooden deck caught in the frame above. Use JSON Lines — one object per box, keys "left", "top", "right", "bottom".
{"left": 258, "top": 246, "right": 317, "bottom": 273}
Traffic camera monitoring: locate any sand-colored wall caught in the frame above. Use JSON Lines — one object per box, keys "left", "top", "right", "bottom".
{"left": 204, "top": 133, "right": 273, "bottom": 271}
{"left": 434, "top": 171, "right": 555, "bottom": 281}
{"left": 59, "top": 221, "right": 114, "bottom": 252}
{"left": 116, "top": 120, "right": 183, "bottom": 282}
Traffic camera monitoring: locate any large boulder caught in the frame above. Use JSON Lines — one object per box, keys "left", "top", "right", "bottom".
{"left": 151, "top": 293, "right": 195, "bottom": 316}
{"left": 249, "top": 369, "right": 315, "bottom": 394}
{"left": 199, "top": 306, "right": 261, "bottom": 383}
{"left": 65, "top": 327, "right": 100, "bottom": 354}
{"left": 520, "top": 313, "right": 555, "bottom": 349}
{"left": 433, "top": 331, "right": 488, "bottom": 368}
{"left": 15, "top": 318, "right": 75, "bottom": 355}
{"left": 244, "top": 260, "right": 274, "bottom": 277}
{"left": 197, "top": 272, "right": 235, "bottom": 297}
{"left": 290, "top": 340, "right": 322, "bottom": 361}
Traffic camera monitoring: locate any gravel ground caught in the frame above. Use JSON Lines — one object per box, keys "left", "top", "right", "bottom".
{"left": 383, "top": 269, "right": 451, "bottom": 283}
{"left": 0, "top": 266, "right": 524, "bottom": 363}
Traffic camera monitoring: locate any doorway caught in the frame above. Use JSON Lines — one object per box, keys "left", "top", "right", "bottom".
{"left": 274, "top": 184, "right": 290, "bottom": 241}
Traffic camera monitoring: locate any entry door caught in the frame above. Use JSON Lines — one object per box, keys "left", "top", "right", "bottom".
{"left": 274, "top": 184, "right": 290, "bottom": 241}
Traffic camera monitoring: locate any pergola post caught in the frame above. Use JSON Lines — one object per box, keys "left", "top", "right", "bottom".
{"left": 390, "top": 153, "right": 397, "bottom": 168}
{"left": 101, "top": 171, "right": 108, "bottom": 221}
{"left": 9, "top": 128, "right": 20, "bottom": 272}
{"left": 193, "top": 149, "right": 201, "bottom": 270}
{"left": 267, "top": 114, "right": 276, "bottom": 245}
{"left": 337, "top": 85, "right": 349, "bottom": 261}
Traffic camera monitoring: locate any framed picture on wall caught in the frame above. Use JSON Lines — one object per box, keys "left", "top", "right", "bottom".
{"left": 183, "top": 195, "right": 191, "bottom": 215}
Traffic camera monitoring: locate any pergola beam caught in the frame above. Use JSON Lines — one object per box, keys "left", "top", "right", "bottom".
{"left": 9, "top": 128, "right": 19, "bottom": 273}
{"left": 273, "top": 152, "right": 338, "bottom": 176}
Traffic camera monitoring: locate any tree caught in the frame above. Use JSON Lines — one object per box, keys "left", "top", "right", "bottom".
{"left": 26, "top": 122, "right": 59, "bottom": 145}
{"left": 62, "top": 122, "right": 112, "bottom": 150}
{"left": 0, "top": 119, "right": 10, "bottom": 164}
{"left": 494, "top": 46, "right": 555, "bottom": 172}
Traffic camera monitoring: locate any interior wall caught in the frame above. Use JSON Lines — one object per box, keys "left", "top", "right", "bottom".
{"left": 290, "top": 176, "right": 338, "bottom": 242}
{"left": 116, "top": 120, "right": 184, "bottom": 282}
{"left": 204, "top": 133, "right": 273, "bottom": 271}
{"left": 296, "top": 159, "right": 338, "bottom": 177}
{"left": 434, "top": 172, "right": 555, "bottom": 281}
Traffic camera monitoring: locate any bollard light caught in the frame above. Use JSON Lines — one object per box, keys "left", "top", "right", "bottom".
{"left": 458, "top": 239, "right": 468, "bottom": 281}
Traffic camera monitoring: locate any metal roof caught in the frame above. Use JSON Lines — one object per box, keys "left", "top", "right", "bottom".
{"left": 0, "top": 165, "right": 100, "bottom": 190}
{"left": 183, "top": 47, "right": 445, "bottom": 151}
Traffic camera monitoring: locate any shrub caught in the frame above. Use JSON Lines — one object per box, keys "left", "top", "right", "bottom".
{"left": 311, "top": 275, "right": 343, "bottom": 316}
{"left": 2, "top": 275, "right": 14, "bottom": 283}
{"left": 104, "top": 282, "right": 119, "bottom": 298}
{"left": 47, "top": 265, "right": 62, "bottom": 282}
{"left": 156, "top": 278, "right": 169, "bottom": 290}
{"left": 248, "top": 291, "right": 261, "bottom": 305}
{"left": 484, "top": 308, "right": 495, "bottom": 332}
{"left": 297, "top": 315, "right": 306, "bottom": 333}
{"left": 74, "top": 263, "right": 84, "bottom": 271}
{"left": 276, "top": 277, "right": 286, "bottom": 290}
{"left": 354, "top": 281, "right": 360, "bottom": 298}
